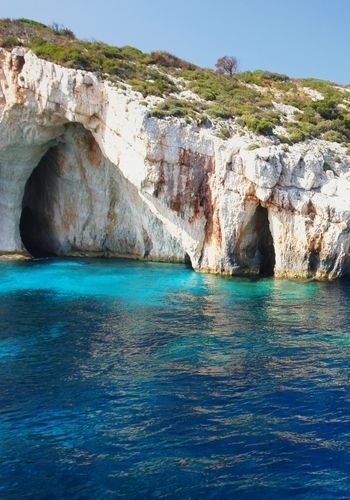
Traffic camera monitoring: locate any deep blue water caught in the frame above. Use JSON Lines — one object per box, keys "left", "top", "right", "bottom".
{"left": 1, "top": 258, "right": 350, "bottom": 499}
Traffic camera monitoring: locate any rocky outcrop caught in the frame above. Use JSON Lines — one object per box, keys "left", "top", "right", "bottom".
{"left": 2, "top": 47, "right": 350, "bottom": 279}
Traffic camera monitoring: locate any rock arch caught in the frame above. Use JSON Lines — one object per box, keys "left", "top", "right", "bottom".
{"left": 15, "top": 123, "right": 185, "bottom": 261}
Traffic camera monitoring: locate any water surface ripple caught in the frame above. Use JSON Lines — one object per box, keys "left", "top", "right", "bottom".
{"left": 0, "top": 258, "right": 350, "bottom": 498}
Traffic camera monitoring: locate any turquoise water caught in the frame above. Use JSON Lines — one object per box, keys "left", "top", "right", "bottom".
{"left": 1, "top": 258, "right": 350, "bottom": 498}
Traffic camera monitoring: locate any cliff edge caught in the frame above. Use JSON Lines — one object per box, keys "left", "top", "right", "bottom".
{"left": 2, "top": 20, "right": 350, "bottom": 279}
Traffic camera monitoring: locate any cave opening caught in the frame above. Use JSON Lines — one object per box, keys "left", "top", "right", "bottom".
{"left": 255, "top": 205, "right": 275, "bottom": 277}
{"left": 19, "top": 148, "right": 59, "bottom": 258}
{"left": 184, "top": 252, "right": 192, "bottom": 268}
{"left": 238, "top": 205, "right": 275, "bottom": 277}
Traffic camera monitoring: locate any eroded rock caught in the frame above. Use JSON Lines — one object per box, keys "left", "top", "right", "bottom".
{"left": 1, "top": 48, "right": 350, "bottom": 279}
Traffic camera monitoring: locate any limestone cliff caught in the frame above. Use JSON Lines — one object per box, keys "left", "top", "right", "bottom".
{"left": 2, "top": 47, "right": 350, "bottom": 279}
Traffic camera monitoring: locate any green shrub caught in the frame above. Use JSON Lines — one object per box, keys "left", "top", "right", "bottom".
{"left": 302, "top": 78, "right": 341, "bottom": 98}
{"left": 100, "top": 45, "right": 124, "bottom": 60}
{"left": 322, "top": 130, "right": 345, "bottom": 143}
{"left": 217, "top": 126, "right": 231, "bottom": 140}
{"left": 196, "top": 114, "right": 212, "bottom": 127}
{"left": 283, "top": 127, "right": 308, "bottom": 144}
{"left": 259, "top": 71, "right": 289, "bottom": 82}
{"left": 0, "top": 36, "right": 21, "bottom": 48}
{"left": 254, "top": 120, "right": 274, "bottom": 136}
{"left": 242, "top": 116, "right": 274, "bottom": 136}
{"left": 17, "top": 18, "right": 48, "bottom": 28}
{"left": 149, "top": 98, "right": 199, "bottom": 119}
{"left": 312, "top": 98, "right": 340, "bottom": 120}
{"left": 128, "top": 77, "right": 176, "bottom": 97}
{"left": 237, "top": 69, "right": 289, "bottom": 85}
{"left": 120, "top": 45, "right": 145, "bottom": 59}
{"left": 29, "top": 41, "right": 95, "bottom": 70}
{"left": 207, "top": 103, "right": 231, "bottom": 119}
{"left": 277, "top": 135, "right": 291, "bottom": 144}
{"left": 247, "top": 143, "right": 260, "bottom": 151}
{"left": 297, "top": 107, "right": 319, "bottom": 125}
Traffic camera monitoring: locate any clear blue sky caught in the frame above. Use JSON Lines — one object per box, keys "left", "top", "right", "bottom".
{"left": 2, "top": 0, "right": 350, "bottom": 83}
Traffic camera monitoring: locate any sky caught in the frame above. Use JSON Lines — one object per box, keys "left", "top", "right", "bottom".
{"left": 2, "top": 0, "right": 350, "bottom": 83}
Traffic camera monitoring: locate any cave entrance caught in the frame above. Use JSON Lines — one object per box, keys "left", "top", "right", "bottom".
{"left": 19, "top": 148, "right": 59, "bottom": 258}
{"left": 255, "top": 206, "right": 275, "bottom": 276}
{"left": 238, "top": 205, "right": 275, "bottom": 276}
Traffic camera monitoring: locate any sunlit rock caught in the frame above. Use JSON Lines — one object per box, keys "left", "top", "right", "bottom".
{"left": 1, "top": 47, "right": 350, "bottom": 279}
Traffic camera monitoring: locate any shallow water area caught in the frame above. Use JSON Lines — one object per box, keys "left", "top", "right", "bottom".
{"left": 1, "top": 258, "right": 350, "bottom": 498}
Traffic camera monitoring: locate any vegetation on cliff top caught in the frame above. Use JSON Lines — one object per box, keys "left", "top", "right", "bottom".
{"left": 1, "top": 17, "right": 350, "bottom": 146}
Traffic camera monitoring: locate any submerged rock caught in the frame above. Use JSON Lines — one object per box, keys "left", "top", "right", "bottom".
{"left": 1, "top": 47, "right": 350, "bottom": 279}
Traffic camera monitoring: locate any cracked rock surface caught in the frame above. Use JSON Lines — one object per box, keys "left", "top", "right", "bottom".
{"left": 2, "top": 48, "right": 350, "bottom": 279}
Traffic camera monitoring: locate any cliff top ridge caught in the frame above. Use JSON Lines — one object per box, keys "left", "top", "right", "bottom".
{"left": 1, "top": 17, "right": 350, "bottom": 148}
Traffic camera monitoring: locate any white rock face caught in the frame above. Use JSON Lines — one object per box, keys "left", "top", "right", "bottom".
{"left": 1, "top": 47, "right": 350, "bottom": 279}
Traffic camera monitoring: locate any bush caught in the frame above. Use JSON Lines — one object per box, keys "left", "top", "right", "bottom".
{"left": 29, "top": 40, "right": 95, "bottom": 70}
{"left": 253, "top": 120, "right": 274, "bottom": 136}
{"left": 242, "top": 116, "right": 274, "bottom": 136}
{"left": 247, "top": 143, "right": 260, "bottom": 151}
{"left": 280, "top": 126, "right": 308, "bottom": 144}
{"left": 100, "top": 45, "right": 123, "bottom": 60}
{"left": 312, "top": 98, "right": 340, "bottom": 120}
{"left": 17, "top": 18, "right": 48, "bottom": 28}
{"left": 302, "top": 78, "right": 339, "bottom": 96}
{"left": 149, "top": 98, "right": 199, "bottom": 119}
{"left": 259, "top": 70, "right": 289, "bottom": 82}
{"left": 217, "top": 126, "right": 231, "bottom": 140}
{"left": 238, "top": 70, "right": 289, "bottom": 85}
{"left": 128, "top": 77, "right": 176, "bottom": 97}
{"left": 321, "top": 130, "right": 345, "bottom": 143}
{"left": 207, "top": 103, "right": 232, "bottom": 119}
{"left": 0, "top": 36, "right": 21, "bottom": 48}
{"left": 120, "top": 45, "right": 144, "bottom": 59}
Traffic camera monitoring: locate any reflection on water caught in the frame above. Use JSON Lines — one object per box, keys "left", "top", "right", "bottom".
{"left": 0, "top": 258, "right": 350, "bottom": 498}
